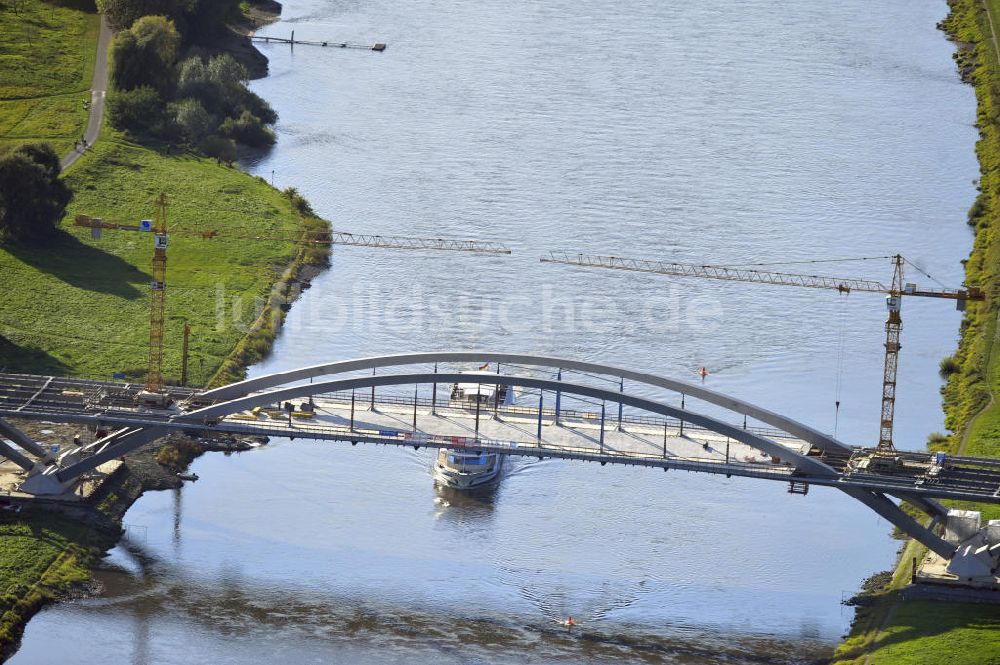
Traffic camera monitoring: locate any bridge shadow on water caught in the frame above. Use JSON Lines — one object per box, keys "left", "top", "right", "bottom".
{"left": 75, "top": 556, "right": 834, "bottom": 665}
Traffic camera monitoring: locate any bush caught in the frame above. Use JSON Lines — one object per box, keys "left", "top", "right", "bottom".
{"left": 939, "top": 355, "right": 961, "bottom": 377}
{"left": 220, "top": 110, "right": 275, "bottom": 147}
{"left": 0, "top": 144, "right": 72, "bottom": 244}
{"left": 237, "top": 90, "right": 278, "bottom": 125}
{"left": 282, "top": 187, "right": 315, "bottom": 216}
{"left": 927, "top": 432, "right": 950, "bottom": 449}
{"left": 108, "top": 86, "right": 166, "bottom": 136}
{"left": 199, "top": 135, "right": 238, "bottom": 164}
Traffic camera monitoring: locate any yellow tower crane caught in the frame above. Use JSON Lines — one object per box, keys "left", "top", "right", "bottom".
{"left": 75, "top": 194, "right": 512, "bottom": 400}
{"left": 75, "top": 193, "right": 169, "bottom": 401}
{"left": 541, "top": 251, "right": 984, "bottom": 452}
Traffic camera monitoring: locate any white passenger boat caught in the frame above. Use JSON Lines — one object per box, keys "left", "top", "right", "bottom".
{"left": 433, "top": 373, "right": 513, "bottom": 489}
{"left": 434, "top": 448, "right": 505, "bottom": 489}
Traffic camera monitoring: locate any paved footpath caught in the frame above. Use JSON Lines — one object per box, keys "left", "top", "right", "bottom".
{"left": 61, "top": 16, "right": 111, "bottom": 170}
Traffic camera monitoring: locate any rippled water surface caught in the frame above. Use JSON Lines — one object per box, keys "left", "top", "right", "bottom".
{"left": 11, "top": 0, "right": 977, "bottom": 662}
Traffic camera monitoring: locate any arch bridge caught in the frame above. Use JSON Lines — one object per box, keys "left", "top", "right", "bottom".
{"left": 3, "top": 352, "right": 1000, "bottom": 561}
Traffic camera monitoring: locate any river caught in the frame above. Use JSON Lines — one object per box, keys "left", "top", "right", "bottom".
{"left": 11, "top": 0, "right": 977, "bottom": 662}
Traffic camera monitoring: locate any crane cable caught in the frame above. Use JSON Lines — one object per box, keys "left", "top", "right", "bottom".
{"left": 833, "top": 293, "right": 849, "bottom": 438}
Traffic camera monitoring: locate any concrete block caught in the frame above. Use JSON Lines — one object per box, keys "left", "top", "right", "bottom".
{"left": 945, "top": 509, "right": 982, "bottom": 545}
{"left": 987, "top": 519, "right": 1000, "bottom": 545}
{"left": 947, "top": 544, "right": 994, "bottom": 579}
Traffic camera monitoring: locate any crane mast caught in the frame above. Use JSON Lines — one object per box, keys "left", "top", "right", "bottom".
{"left": 542, "top": 251, "right": 982, "bottom": 450}
{"left": 147, "top": 193, "right": 168, "bottom": 394}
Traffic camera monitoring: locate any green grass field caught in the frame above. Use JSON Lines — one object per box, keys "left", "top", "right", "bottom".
{"left": 0, "top": 0, "right": 99, "bottom": 156}
{"left": 864, "top": 602, "right": 1000, "bottom": 665}
{"left": 0, "top": 135, "right": 309, "bottom": 386}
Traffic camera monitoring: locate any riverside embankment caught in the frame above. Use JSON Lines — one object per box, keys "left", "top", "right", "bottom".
{"left": 832, "top": 1, "right": 1000, "bottom": 662}
{"left": 0, "top": 0, "right": 334, "bottom": 656}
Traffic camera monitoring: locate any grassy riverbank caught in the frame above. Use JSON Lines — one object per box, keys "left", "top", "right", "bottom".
{"left": 0, "top": 134, "right": 326, "bottom": 385}
{"left": 0, "top": 0, "right": 99, "bottom": 156}
{"left": 0, "top": 0, "right": 328, "bottom": 655}
{"left": 833, "top": 0, "right": 1000, "bottom": 662}
{"left": 0, "top": 508, "right": 117, "bottom": 659}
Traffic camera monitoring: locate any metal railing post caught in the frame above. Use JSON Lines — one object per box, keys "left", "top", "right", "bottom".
{"left": 617, "top": 378, "right": 624, "bottom": 431}
{"left": 537, "top": 390, "right": 544, "bottom": 441}
{"left": 370, "top": 367, "right": 375, "bottom": 409}
{"left": 679, "top": 394, "right": 685, "bottom": 436}
{"left": 350, "top": 389, "right": 355, "bottom": 431}
{"left": 413, "top": 384, "right": 418, "bottom": 431}
{"left": 555, "top": 368, "right": 562, "bottom": 426}
{"left": 474, "top": 388, "right": 481, "bottom": 439}
{"left": 431, "top": 363, "right": 437, "bottom": 415}
{"left": 600, "top": 401, "right": 606, "bottom": 453}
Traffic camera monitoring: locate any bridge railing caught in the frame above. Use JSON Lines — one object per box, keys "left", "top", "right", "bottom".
{"left": 205, "top": 416, "right": 800, "bottom": 475}
{"left": 299, "top": 390, "right": 799, "bottom": 441}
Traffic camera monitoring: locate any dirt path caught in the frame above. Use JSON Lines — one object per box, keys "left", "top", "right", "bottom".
{"left": 60, "top": 16, "right": 111, "bottom": 170}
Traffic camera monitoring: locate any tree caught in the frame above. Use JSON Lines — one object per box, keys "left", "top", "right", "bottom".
{"left": 98, "top": 0, "right": 239, "bottom": 42}
{"left": 176, "top": 56, "right": 216, "bottom": 104}
{"left": 131, "top": 15, "right": 180, "bottom": 64}
{"left": 0, "top": 144, "right": 72, "bottom": 244}
{"left": 108, "top": 86, "right": 166, "bottom": 136}
{"left": 97, "top": 0, "right": 180, "bottom": 30}
{"left": 109, "top": 15, "right": 179, "bottom": 96}
{"left": 182, "top": 0, "right": 240, "bottom": 41}
{"left": 109, "top": 30, "right": 145, "bottom": 91}
{"left": 172, "top": 98, "right": 214, "bottom": 143}
{"left": 207, "top": 53, "right": 247, "bottom": 90}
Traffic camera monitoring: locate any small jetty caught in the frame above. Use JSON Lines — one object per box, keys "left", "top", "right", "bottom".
{"left": 252, "top": 31, "right": 386, "bottom": 51}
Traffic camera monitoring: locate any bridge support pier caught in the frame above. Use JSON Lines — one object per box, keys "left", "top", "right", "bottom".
{"left": 0, "top": 417, "right": 54, "bottom": 465}
{"left": 843, "top": 488, "right": 956, "bottom": 560}
{"left": 19, "top": 427, "right": 169, "bottom": 495}
{"left": 894, "top": 493, "right": 949, "bottom": 521}
{"left": 0, "top": 437, "right": 37, "bottom": 472}
{"left": 18, "top": 467, "right": 72, "bottom": 495}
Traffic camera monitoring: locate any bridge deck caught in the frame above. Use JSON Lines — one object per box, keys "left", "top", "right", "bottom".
{"left": 1, "top": 373, "right": 1000, "bottom": 505}
{"left": 300, "top": 394, "right": 808, "bottom": 464}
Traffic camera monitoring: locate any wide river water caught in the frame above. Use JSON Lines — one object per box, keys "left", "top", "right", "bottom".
{"left": 12, "top": 0, "right": 978, "bottom": 662}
